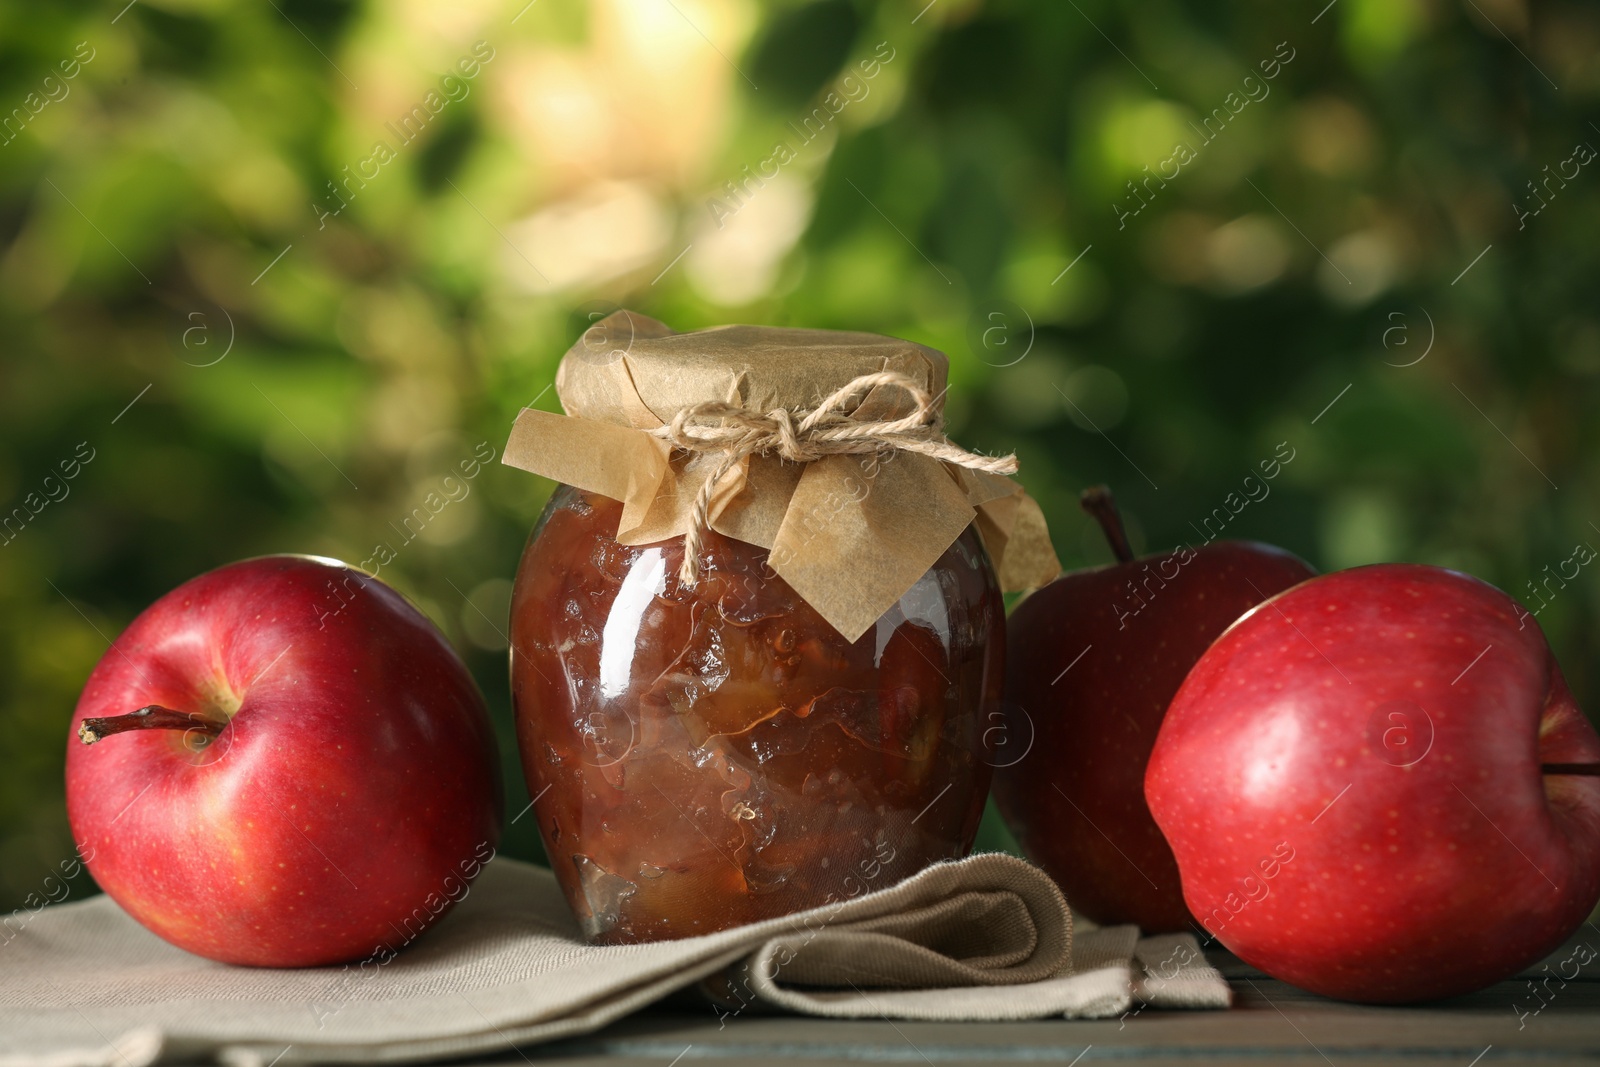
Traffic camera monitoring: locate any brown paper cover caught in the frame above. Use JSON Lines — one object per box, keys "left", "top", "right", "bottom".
{"left": 502, "top": 311, "right": 1060, "bottom": 641}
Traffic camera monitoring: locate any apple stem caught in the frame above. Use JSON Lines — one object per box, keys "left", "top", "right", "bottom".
{"left": 1081, "top": 485, "right": 1136, "bottom": 564}
{"left": 78, "top": 705, "right": 224, "bottom": 745}
{"left": 1542, "top": 763, "right": 1600, "bottom": 776}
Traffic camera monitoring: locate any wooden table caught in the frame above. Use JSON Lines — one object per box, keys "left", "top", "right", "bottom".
{"left": 477, "top": 948, "right": 1600, "bottom": 1066}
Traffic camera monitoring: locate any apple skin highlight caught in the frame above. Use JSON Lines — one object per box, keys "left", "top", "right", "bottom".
{"left": 1147, "top": 563, "right": 1600, "bottom": 1003}
{"left": 66, "top": 555, "right": 504, "bottom": 968}
{"left": 995, "top": 487, "right": 1315, "bottom": 932}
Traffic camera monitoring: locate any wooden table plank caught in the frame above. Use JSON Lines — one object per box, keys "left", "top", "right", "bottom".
{"left": 436, "top": 968, "right": 1600, "bottom": 1067}
{"left": 511, "top": 998, "right": 1600, "bottom": 1066}
{"left": 490, "top": 938, "right": 1600, "bottom": 1066}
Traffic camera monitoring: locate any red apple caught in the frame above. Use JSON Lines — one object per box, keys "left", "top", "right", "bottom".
{"left": 993, "top": 487, "right": 1315, "bottom": 932}
{"left": 1146, "top": 563, "right": 1600, "bottom": 1002}
{"left": 66, "top": 556, "right": 503, "bottom": 967}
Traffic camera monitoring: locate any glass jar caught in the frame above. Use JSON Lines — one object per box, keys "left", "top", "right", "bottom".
{"left": 510, "top": 485, "right": 1004, "bottom": 943}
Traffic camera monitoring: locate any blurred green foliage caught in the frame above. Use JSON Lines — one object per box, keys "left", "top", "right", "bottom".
{"left": 2, "top": 0, "right": 1597, "bottom": 910}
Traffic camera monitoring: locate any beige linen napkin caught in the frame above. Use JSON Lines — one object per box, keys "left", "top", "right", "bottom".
{"left": 0, "top": 854, "right": 1229, "bottom": 1067}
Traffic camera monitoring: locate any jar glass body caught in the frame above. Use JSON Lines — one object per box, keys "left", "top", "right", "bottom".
{"left": 510, "top": 485, "right": 1004, "bottom": 943}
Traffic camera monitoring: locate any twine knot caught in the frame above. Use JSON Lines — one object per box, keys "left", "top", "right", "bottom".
{"left": 652, "top": 370, "right": 1017, "bottom": 585}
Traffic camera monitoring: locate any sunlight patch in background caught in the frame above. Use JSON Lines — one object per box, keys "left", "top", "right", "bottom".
{"left": 505, "top": 181, "right": 672, "bottom": 292}
{"left": 687, "top": 173, "right": 812, "bottom": 305}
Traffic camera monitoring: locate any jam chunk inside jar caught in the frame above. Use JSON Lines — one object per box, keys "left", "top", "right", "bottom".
{"left": 511, "top": 485, "right": 1004, "bottom": 943}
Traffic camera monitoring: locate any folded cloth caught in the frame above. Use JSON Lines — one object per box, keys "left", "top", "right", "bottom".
{"left": 0, "top": 854, "right": 1229, "bottom": 1067}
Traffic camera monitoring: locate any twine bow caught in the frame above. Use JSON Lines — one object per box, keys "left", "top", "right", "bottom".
{"left": 652, "top": 370, "right": 1018, "bottom": 586}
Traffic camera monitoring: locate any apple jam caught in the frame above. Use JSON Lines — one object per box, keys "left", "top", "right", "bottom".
{"left": 510, "top": 485, "right": 1003, "bottom": 943}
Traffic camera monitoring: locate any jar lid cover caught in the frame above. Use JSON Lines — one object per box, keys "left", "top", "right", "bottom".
{"left": 557, "top": 312, "right": 949, "bottom": 429}
{"left": 502, "top": 311, "right": 1059, "bottom": 641}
